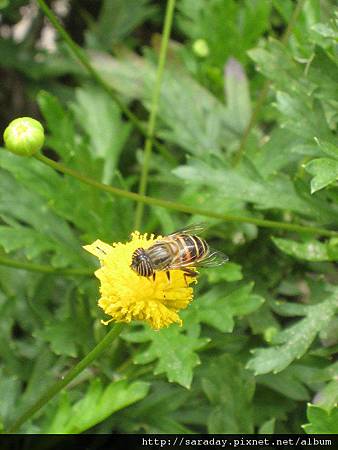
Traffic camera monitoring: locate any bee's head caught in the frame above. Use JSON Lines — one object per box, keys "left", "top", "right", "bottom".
{"left": 130, "top": 247, "right": 153, "bottom": 277}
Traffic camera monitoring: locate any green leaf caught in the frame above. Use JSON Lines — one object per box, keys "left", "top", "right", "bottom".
{"left": 275, "top": 92, "right": 330, "bottom": 141}
{"left": 0, "top": 166, "right": 85, "bottom": 267}
{"left": 202, "top": 355, "right": 255, "bottom": 433}
{"left": 34, "top": 319, "right": 80, "bottom": 357}
{"left": 258, "top": 418, "right": 276, "bottom": 434}
{"left": 173, "top": 159, "right": 323, "bottom": 218}
{"left": 177, "top": 0, "right": 271, "bottom": 66}
{"left": 131, "top": 326, "right": 208, "bottom": 388}
{"left": 37, "top": 90, "right": 77, "bottom": 161}
{"left": 257, "top": 368, "right": 310, "bottom": 401}
{"left": 44, "top": 379, "right": 149, "bottom": 433}
{"left": 0, "top": 369, "right": 20, "bottom": 426}
{"left": 1, "top": 129, "right": 132, "bottom": 243}
{"left": 71, "top": 85, "right": 132, "bottom": 184}
{"left": 311, "top": 22, "right": 338, "bottom": 40}
{"left": 272, "top": 237, "right": 330, "bottom": 262}
{"left": 315, "top": 139, "right": 338, "bottom": 161}
{"left": 19, "top": 348, "right": 57, "bottom": 415}
{"left": 248, "top": 40, "right": 302, "bottom": 91}
{"left": 112, "top": 381, "right": 193, "bottom": 433}
{"left": 314, "top": 380, "right": 338, "bottom": 411}
{"left": 303, "top": 404, "right": 338, "bottom": 434}
{"left": 185, "top": 283, "right": 264, "bottom": 333}
{"left": 206, "top": 262, "right": 243, "bottom": 283}
{"left": 247, "top": 291, "right": 338, "bottom": 375}
{"left": 253, "top": 386, "right": 294, "bottom": 425}
{"left": 305, "top": 158, "right": 338, "bottom": 193}
{"left": 91, "top": 51, "right": 239, "bottom": 156}
{"left": 85, "top": 0, "right": 157, "bottom": 50}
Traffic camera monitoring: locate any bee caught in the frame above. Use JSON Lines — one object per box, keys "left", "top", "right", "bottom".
{"left": 130, "top": 224, "right": 228, "bottom": 281}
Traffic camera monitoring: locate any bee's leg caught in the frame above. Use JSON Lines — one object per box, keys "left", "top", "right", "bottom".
{"left": 166, "top": 271, "right": 171, "bottom": 282}
{"left": 152, "top": 272, "right": 156, "bottom": 282}
{"left": 183, "top": 268, "right": 197, "bottom": 286}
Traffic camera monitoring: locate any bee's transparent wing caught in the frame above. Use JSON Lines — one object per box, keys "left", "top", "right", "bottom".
{"left": 168, "top": 223, "right": 208, "bottom": 237}
{"left": 166, "top": 249, "right": 228, "bottom": 270}
{"left": 196, "top": 249, "right": 229, "bottom": 268}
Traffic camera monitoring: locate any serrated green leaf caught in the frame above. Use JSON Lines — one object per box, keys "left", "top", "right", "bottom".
{"left": 91, "top": 51, "right": 239, "bottom": 156}
{"left": 315, "top": 139, "right": 338, "bottom": 161}
{"left": 0, "top": 166, "right": 85, "bottom": 268}
{"left": 305, "top": 158, "right": 338, "bottom": 193}
{"left": 1, "top": 139, "right": 131, "bottom": 244}
{"left": 206, "top": 262, "right": 243, "bottom": 283}
{"left": 34, "top": 319, "right": 79, "bottom": 357}
{"left": 37, "top": 90, "right": 76, "bottom": 161}
{"left": 112, "top": 381, "right": 193, "bottom": 433}
{"left": 271, "top": 300, "right": 309, "bottom": 317}
{"left": 173, "top": 159, "right": 325, "bottom": 218}
{"left": 132, "top": 326, "right": 208, "bottom": 388}
{"left": 71, "top": 85, "right": 132, "bottom": 184}
{"left": 202, "top": 355, "right": 255, "bottom": 433}
{"left": 177, "top": 0, "right": 271, "bottom": 66}
{"left": 247, "top": 291, "right": 338, "bottom": 375}
{"left": 275, "top": 92, "right": 329, "bottom": 141}
{"left": 303, "top": 404, "right": 338, "bottom": 434}
{"left": 272, "top": 237, "right": 330, "bottom": 262}
{"left": 185, "top": 283, "right": 264, "bottom": 333}
{"left": 85, "top": 0, "right": 157, "bottom": 50}
{"left": 44, "top": 379, "right": 149, "bottom": 433}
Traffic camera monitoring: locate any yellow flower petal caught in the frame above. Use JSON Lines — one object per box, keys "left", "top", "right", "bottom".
{"left": 84, "top": 231, "right": 197, "bottom": 330}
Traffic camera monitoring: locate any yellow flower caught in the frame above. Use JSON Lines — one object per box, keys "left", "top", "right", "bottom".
{"left": 83, "top": 232, "right": 197, "bottom": 330}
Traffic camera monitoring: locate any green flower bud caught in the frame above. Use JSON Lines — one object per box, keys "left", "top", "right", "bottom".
{"left": 264, "top": 326, "right": 278, "bottom": 343}
{"left": 192, "top": 39, "right": 209, "bottom": 58}
{"left": 3, "top": 117, "right": 45, "bottom": 156}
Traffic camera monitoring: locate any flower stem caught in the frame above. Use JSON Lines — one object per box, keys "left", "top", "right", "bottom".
{"left": 33, "top": 153, "right": 338, "bottom": 238}
{"left": 0, "top": 254, "right": 93, "bottom": 275}
{"left": 233, "top": 0, "right": 307, "bottom": 166}
{"left": 35, "top": 0, "right": 176, "bottom": 164}
{"left": 134, "top": 0, "right": 176, "bottom": 229}
{"left": 7, "top": 323, "right": 124, "bottom": 432}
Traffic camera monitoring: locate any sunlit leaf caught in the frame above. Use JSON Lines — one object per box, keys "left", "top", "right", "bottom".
{"left": 44, "top": 379, "right": 149, "bottom": 433}
{"left": 272, "top": 237, "right": 330, "bottom": 262}
{"left": 303, "top": 404, "right": 338, "bottom": 434}
{"left": 305, "top": 158, "right": 338, "bottom": 193}
{"left": 247, "top": 290, "right": 338, "bottom": 375}
{"left": 185, "top": 283, "right": 264, "bottom": 333}
{"left": 127, "top": 326, "right": 208, "bottom": 389}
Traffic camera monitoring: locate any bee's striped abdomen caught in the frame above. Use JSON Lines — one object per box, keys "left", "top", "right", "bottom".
{"left": 174, "top": 234, "right": 209, "bottom": 264}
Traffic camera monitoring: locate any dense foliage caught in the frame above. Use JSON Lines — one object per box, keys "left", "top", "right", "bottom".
{"left": 0, "top": 0, "right": 337, "bottom": 434}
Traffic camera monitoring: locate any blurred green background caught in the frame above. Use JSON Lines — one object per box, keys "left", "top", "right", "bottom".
{"left": 0, "top": 0, "right": 337, "bottom": 435}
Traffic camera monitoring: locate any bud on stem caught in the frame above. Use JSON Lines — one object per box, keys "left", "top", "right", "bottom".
{"left": 3, "top": 117, "right": 45, "bottom": 156}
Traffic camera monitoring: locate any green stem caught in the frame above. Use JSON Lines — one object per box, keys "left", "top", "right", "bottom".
{"left": 36, "top": 0, "right": 176, "bottom": 164}
{"left": 8, "top": 323, "right": 124, "bottom": 433}
{"left": 233, "top": 0, "right": 307, "bottom": 166}
{"left": 134, "top": 0, "right": 176, "bottom": 229}
{"left": 0, "top": 254, "right": 93, "bottom": 276}
{"left": 33, "top": 153, "right": 338, "bottom": 238}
